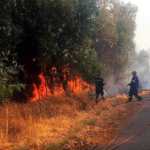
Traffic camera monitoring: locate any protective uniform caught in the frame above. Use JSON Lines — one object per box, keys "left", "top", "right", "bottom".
{"left": 128, "top": 72, "right": 142, "bottom": 102}
{"left": 95, "top": 77, "right": 105, "bottom": 103}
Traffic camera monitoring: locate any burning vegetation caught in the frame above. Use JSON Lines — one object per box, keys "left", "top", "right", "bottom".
{"left": 30, "top": 72, "right": 90, "bottom": 101}
{"left": 0, "top": 87, "right": 150, "bottom": 150}
{"left": 1, "top": 0, "right": 150, "bottom": 149}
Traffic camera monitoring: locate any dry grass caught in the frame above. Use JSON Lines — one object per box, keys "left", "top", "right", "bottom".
{"left": 63, "top": 93, "right": 150, "bottom": 149}
{"left": 0, "top": 91, "right": 94, "bottom": 150}
{"left": 0, "top": 89, "right": 149, "bottom": 150}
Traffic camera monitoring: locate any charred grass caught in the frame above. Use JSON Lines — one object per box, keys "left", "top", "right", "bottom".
{"left": 0, "top": 90, "right": 150, "bottom": 150}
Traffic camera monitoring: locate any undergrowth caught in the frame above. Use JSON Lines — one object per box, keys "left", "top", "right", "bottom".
{"left": 1, "top": 87, "right": 147, "bottom": 150}
{"left": 13, "top": 146, "right": 30, "bottom": 150}
{"left": 45, "top": 118, "right": 97, "bottom": 150}
{"left": 0, "top": 91, "right": 95, "bottom": 150}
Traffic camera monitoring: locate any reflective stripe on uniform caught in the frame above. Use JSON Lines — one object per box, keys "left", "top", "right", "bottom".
{"left": 95, "top": 80, "right": 103, "bottom": 82}
{"left": 132, "top": 80, "right": 136, "bottom": 83}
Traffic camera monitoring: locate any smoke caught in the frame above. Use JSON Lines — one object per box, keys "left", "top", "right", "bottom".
{"left": 126, "top": 50, "right": 150, "bottom": 90}
{"left": 104, "top": 75, "right": 130, "bottom": 98}
{"left": 103, "top": 50, "right": 150, "bottom": 98}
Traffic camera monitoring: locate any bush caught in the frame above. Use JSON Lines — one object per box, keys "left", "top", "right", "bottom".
{"left": 0, "top": 51, "right": 25, "bottom": 104}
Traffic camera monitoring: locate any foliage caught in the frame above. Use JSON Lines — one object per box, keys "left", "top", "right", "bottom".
{"left": 0, "top": 51, "right": 25, "bottom": 103}
{"left": 113, "top": 103, "right": 117, "bottom": 107}
{"left": 45, "top": 117, "right": 97, "bottom": 150}
{"left": 36, "top": 0, "right": 101, "bottom": 90}
{"left": 83, "top": 118, "right": 97, "bottom": 125}
{"left": 96, "top": 110, "right": 101, "bottom": 115}
{"left": 137, "top": 50, "right": 149, "bottom": 64}
{"left": 0, "top": 0, "right": 138, "bottom": 99}
{"left": 13, "top": 146, "right": 30, "bottom": 150}
{"left": 75, "top": 38, "right": 103, "bottom": 83}
{"left": 0, "top": 0, "right": 101, "bottom": 95}
{"left": 46, "top": 137, "right": 69, "bottom": 150}
{"left": 93, "top": 0, "right": 138, "bottom": 80}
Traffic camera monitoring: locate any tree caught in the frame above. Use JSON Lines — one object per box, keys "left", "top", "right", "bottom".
{"left": 74, "top": 38, "right": 103, "bottom": 83}
{"left": 35, "top": 0, "right": 101, "bottom": 92}
{"left": 92, "top": 0, "right": 138, "bottom": 80}
{"left": 0, "top": 51, "right": 25, "bottom": 104}
{"left": 113, "top": 1, "right": 138, "bottom": 78}
{"left": 0, "top": 0, "right": 102, "bottom": 98}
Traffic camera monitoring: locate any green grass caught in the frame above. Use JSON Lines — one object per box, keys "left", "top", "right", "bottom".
{"left": 69, "top": 123, "right": 85, "bottom": 138}
{"left": 13, "top": 146, "right": 30, "bottom": 150}
{"left": 103, "top": 117, "right": 108, "bottom": 120}
{"left": 105, "top": 107, "right": 109, "bottom": 110}
{"left": 113, "top": 103, "right": 117, "bottom": 107}
{"left": 46, "top": 118, "right": 97, "bottom": 150}
{"left": 96, "top": 110, "right": 101, "bottom": 115}
{"left": 83, "top": 118, "right": 97, "bottom": 125}
{"left": 46, "top": 137, "right": 69, "bottom": 150}
{"left": 13, "top": 118, "right": 97, "bottom": 150}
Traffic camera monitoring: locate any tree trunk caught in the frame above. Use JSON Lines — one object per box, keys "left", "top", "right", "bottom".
{"left": 50, "top": 77, "right": 54, "bottom": 95}
{"left": 6, "top": 99, "right": 8, "bottom": 135}
{"left": 56, "top": 66, "right": 71, "bottom": 96}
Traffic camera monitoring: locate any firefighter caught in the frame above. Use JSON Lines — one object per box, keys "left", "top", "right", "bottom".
{"left": 95, "top": 76, "right": 105, "bottom": 104}
{"left": 127, "top": 71, "right": 142, "bottom": 102}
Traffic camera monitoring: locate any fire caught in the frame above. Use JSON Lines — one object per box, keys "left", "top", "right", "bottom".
{"left": 30, "top": 73, "right": 90, "bottom": 101}
{"left": 138, "top": 90, "right": 150, "bottom": 96}
{"left": 116, "top": 93, "right": 128, "bottom": 99}
{"left": 116, "top": 90, "right": 150, "bottom": 99}
{"left": 30, "top": 71, "right": 150, "bottom": 102}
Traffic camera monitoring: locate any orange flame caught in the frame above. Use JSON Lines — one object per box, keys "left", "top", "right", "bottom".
{"left": 138, "top": 90, "right": 150, "bottom": 96}
{"left": 116, "top": 93, "right": 128, "bottom": 99}
{"left": 30, "top": 73, "right": 89, "bottom": 101}
{"left": 116, "top": 90, "right": 150, "bottom": 99}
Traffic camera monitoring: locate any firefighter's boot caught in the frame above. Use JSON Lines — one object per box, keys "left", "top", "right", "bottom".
{"left": 96, "top": 98, "right": 99, "bottom": 104}
{"left": 127, "top": 97, "right": 132, "bottom": 102}
{"left": 102, "top": 96, "right": 105, "bottom": 100}
{"left": 137, "top": 96, "right": 142, "bottom": 102}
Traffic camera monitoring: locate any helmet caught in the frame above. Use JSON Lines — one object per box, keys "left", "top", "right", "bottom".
{"left": 132, "top": 71, "right": 137, "bottom": 74}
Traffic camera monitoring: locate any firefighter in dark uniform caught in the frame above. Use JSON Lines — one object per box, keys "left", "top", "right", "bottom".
{"left": 95, "top": 76, "right": 105, "bottom": 104}
{"left": 127, "top": 71, "right": 142, "bottom": 102}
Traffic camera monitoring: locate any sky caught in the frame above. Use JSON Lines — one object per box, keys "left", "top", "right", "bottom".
{"left": 121, "top": 0, "right": 150, "bottom": 53}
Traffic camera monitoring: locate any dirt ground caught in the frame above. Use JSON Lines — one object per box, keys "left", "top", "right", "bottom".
{"left": 62, "top": 94, "right": 150, "bottom": 150}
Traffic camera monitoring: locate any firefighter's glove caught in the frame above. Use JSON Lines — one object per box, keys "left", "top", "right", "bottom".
{"left": 132, "top": 80, "right": 136, "bottom": 83}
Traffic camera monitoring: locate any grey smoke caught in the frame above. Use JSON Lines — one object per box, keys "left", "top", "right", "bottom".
{"left": 104, "top": 75, "right": 130, "bottom": 98}
{"left": 127, "top": 50, "right": 150, "bottom": 90}
{"left": 103, "top": 50, "right": 150, "bottom": 98}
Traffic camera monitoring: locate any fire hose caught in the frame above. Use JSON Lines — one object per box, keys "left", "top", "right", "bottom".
{"left": 102, "top": 87, "right": 150, "bottom": 150}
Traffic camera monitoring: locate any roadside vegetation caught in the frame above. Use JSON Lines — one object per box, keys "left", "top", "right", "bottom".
{"left": 0, "top": 0, "right": 148, "bottom": 150}
{"left": 1, "top": 90, "right": 150, "bottom": 150}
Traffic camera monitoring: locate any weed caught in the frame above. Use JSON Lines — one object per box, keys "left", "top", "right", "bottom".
{"left": 45, "top": 118, "right": 97, "bottom": 149}
{"left": 113, "top": 103, "right": 117, "bottom": 107}
{"left": 103, "top": 118, "right": 108, "bottom": 121}
{"left": 104, "top": 107, "right": 109, "bottom": 110}
{"left": 37, "top": 146, "right": 40, "bottom": 150}
{"left": 96, "top": 110, "right": 101, "bottom": 115}
{"left": 69, "top": 124, "right": 84, "bottom": 138}
{"left": 46, "top": 137, "right": 69, "bottom": 150}
{"left": 46, "top": 123, "right": 85, "bottom": 150}
{"left": 13, "top": 146, "right": 30, "bottom": 150}
{"left": 46, "top": 136, "right": 69, "bottom": 150}
{"left": 83, "top": 118, "right": 97, "bottom": 125}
